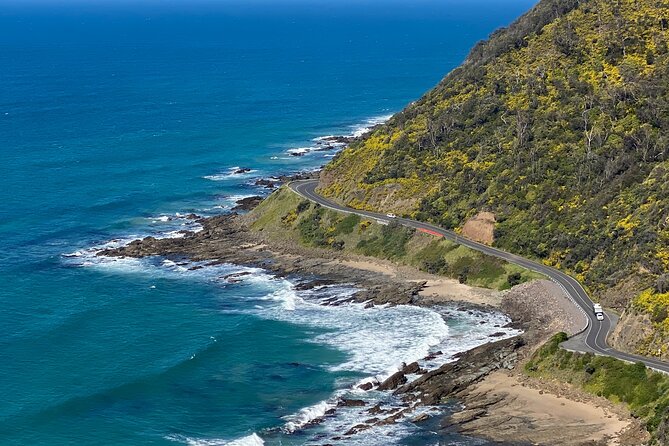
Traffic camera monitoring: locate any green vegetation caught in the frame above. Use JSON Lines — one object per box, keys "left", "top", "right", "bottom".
{"left": 357, "top": 221, "right": 414, "bottom": 260}
{"left": 527, "top": 333, "right": 669, "bottom": 444}
{"left": 319, "top": 0, "right": 669, "bottom": 355}
{"left": 629, "top": 288, "right": 669, "bottom": 357}
{"left": 249, "top": 187, "right": 542, "bottom": 291}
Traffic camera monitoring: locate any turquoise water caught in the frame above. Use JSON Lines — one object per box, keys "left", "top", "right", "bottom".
{"left": 0, "top": 2, "right": 533, "bottom": 445}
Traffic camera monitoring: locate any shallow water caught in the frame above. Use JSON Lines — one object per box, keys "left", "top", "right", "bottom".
{"left": 0, "top": 1, "right": 534, "bottom": 444}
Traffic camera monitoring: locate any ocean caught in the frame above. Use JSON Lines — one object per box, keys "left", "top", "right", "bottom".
{"left": 0, "top": 1, "right": 535, "bottom": 445}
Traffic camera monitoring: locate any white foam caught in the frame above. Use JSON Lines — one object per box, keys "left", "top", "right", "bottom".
{"left": 313, "top": 134, "right": 336, "bottom": 141}
{"left": 241, "top": 277, "right": 520, "bottom": 443}
{"left": 349, "top": 114, "right": 393, "bottom": 138}
{"left": 166, "top": 433, "right": 264, "bottom": 446}
{"left": 287, "top": 146, "right": 316, "bottom": 156}
{"left": 283, "top": 400, "right": 336, "bottom": 433}
{"left": 211, "top": 194, "right": 262, "bottom": 211}
{"left": 204, "top": 167, "right": 258, "bottom": 181}
{"left": 255, "top": 282, "right": 454, "bottom": 377}
{"left": 64, "top": 250, "right": 519, "bottom": 445}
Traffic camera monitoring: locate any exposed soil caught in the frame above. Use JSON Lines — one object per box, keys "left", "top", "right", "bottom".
{"left": 461, "top": 211, "right": 496, "bottom": 245}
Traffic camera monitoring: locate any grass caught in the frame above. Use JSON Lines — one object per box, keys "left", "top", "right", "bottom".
{"left": 249, "top": 187, "right": 303, "bottom": 231}
{"left": 247, "top": 186, "right": 544, "bottom": 291}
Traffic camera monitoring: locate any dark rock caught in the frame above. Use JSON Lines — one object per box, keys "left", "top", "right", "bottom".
{"left": 358, "top": 382, "right": 374, "bottom": 391}
{"left": 367, "top": 404, "right": 384, "bottom": 415}
{"left": 318, "top": 135, "right": 353, "bottom": 144}
{"left": 324, "top": 408, "right": 336, "bottom": 416}
{"left": 489, "top": 332, "right": 507, "bottom": 337}
{"left": 305, "top": 417, "right": 325, "bottom": 427}
{"left": 338, "top": 398, "right": 366, "bottom": 407}
{"left": 412, "top": 413, "right": 430, "bottom": 423}
{"left": 231, "top": 196, "right": 263, "bottom": 211}
{"left": 448, "top": 409, "right": 487, "bottom": 425}
{"left": 377, "top": 370, "right": 407, "bottom": 391}
{"left": 294, "top": 279, "right": 335, "bottom": 290}
{"left": 223, "top": 271, "right": 253, "bottom": 281}
{"left": 423, "top": 350, "right": 443, "bottom": 361}
{"left": 233, "top": 168, "right": 252, "bottom": 174}
{"left": 395, "top": 337, "right": 525, "bottom": 405}
{"left": 255, "top": 178, "right": 279, "bottom": 189}
{"left": 344, "top": 424, "right": 370, "bottom": 436}
{"left": 401, "top": 362, "right": 420, "bottom": 375}
{"left": 377, "top": 409, "right": 408, "bottom": 425}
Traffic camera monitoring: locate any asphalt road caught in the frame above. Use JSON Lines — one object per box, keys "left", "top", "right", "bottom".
{"left": 290, "top": 179, "right": 669, "bottom": 374}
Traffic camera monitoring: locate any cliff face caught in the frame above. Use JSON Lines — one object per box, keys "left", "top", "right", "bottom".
{"left": 319, "top": 0, "right": 669, "bottom": 358}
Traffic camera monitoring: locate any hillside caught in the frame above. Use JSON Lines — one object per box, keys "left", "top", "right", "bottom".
{"left": 319, "top": 0, "right": 669, "bottom": 359}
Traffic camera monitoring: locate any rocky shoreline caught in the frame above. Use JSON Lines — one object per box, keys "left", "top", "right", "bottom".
{"left": 97, "top": 194, "right": 642, "bottom": 445}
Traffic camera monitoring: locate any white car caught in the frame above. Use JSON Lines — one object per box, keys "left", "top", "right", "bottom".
{"left": 386, "top": 213, "right": 397, "bottom": 219}
{"left": 596, "top": 313, "right": 604, "bottom": 321}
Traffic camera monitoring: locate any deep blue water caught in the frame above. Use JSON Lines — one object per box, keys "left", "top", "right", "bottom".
{"left": 0, "top": 1, "right": 534, "bottom": 445}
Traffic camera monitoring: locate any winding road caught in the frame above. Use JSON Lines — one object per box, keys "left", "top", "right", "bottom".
{"left": 289, "top": 179, "right": 669, "bottom": 374}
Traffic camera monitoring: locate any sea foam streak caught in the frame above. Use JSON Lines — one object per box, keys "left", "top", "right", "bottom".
{"left": 166, "top": 433, "right": 264, "bottom": 446}
{"left": 281, "top": 113, "right": 390, "bottom": 158}
{"left": 349, "top": 114, "right": 393, "bottom": 137}
{"left": 204, "top": 166, "right": 259, "bottom": 181}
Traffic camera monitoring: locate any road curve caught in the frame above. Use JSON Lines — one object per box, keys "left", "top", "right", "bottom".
{"left": 289, "top": 179, "right": 669, "bottom": 374}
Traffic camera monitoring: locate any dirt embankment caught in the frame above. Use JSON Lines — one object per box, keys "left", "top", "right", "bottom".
{"left": 461, "top": 211, "right": 496, "bottom": 245}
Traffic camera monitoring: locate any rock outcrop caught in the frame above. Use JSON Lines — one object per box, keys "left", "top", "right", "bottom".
{"left": 396, "top": 336, "right": 525, "bottom": 405}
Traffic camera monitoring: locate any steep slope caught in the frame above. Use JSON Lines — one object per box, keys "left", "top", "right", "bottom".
{"left": 319, "top": 0, "right": 669, "bottom": 358}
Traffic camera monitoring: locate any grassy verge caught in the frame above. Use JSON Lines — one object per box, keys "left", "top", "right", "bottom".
{"left": 526, "top": 333, "right": 669, "bottom": 444}
{"left": 249, "top": 187, "right": 543, "bottom": 291}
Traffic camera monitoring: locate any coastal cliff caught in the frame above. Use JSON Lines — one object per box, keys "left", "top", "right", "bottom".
{"left": 319, "top": 0, "right": 669, "bottom": 362}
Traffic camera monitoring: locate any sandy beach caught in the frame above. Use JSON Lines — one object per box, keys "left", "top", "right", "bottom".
{"left": 453, "top": 370, "right": 646, "bottom": 446}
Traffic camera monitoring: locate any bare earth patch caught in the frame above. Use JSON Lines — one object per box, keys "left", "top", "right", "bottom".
{"left": 333, "top": 258, "right": 499, "bottom": 306}
{"left": 461, "top": 211, "right": 496, "bottom": 245}
{"left": 452, "top": 370, "right": 647, "bottom": 446}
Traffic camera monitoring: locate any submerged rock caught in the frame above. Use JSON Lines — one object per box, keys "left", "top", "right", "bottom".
{"left": 338, "top": 398, "right": 366, "bottom": 407}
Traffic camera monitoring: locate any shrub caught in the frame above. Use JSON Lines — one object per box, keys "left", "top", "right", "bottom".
{"left": 656, "top": 274, "right": 669, "bottom": 293}
{"left": 356, "top": 221, "right": 414, "bottom": 259}
{"left": 334, "top": 214, "right": 361, "bottom": 235}
{"left": 296, "top": 200, "right": 311, "bottom": 214}
{"left": 297, "top": 207, "right": 327, "bottom": 246}
{"left": 507, "top": 272, "right": 523, "bottom": 287}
